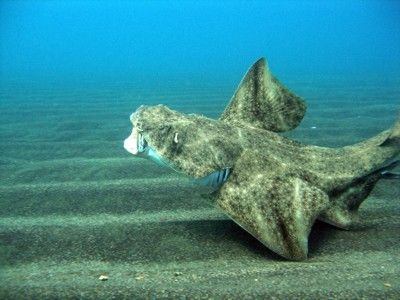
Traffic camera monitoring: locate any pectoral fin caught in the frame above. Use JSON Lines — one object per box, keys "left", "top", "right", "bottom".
{"left": 216, "top": 152, "right": 329, "bottom": 260}
{"left": 220, "top": 58, "right": 307, "bottom": 132}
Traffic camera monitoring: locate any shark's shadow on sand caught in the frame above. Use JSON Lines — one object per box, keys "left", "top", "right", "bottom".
{"left": 4, "top": 180, "right": 397, "bottom": 265}
{"left": 4, "top": 212, "right": 397, "bottom": 266}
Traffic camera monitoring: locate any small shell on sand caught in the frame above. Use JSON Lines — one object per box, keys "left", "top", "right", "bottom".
{"left": 384, "top": 283, "right": 391, "bottom": 288}
{"left": 99, "top": 275, "right": 108, "bottom": 281}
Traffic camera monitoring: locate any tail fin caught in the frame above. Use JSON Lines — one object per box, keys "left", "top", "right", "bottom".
{"left": 380, "top": 117, "right": 400, "bottom": 147}
{"left": 321, "top": 118, "right": 400, "bottom": 229}
{"left": 319, "top": 159, "right": 399, "bottom": 229}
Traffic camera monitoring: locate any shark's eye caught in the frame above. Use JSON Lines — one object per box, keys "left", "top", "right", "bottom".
{"left": 173, "top": 132, "right": 179, "bottom": 143}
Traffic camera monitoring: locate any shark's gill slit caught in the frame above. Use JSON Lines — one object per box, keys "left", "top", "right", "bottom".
{"left": 196, "top": 168, "right": 231, "bottom": 190}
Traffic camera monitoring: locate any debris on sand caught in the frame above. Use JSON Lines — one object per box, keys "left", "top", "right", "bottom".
{"left": 98, "top": 275, "right": 108, "bottom": 281}
{"left": 383, "top": 283, "right": 391, "bottom": 288}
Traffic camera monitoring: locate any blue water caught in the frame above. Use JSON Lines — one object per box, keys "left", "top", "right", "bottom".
{"left": 1, "top": 0, "right": 400, "bottom": 87}
{"left": 1, "top": 2, "right": 400, "bottom": 298}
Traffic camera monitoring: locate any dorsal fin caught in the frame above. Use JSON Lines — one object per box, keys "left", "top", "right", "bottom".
{"left": 220, "top": 58, "right": 307, "bottom": 132}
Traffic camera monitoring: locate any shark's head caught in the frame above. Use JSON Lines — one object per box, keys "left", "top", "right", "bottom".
{"left": 124, "top": 104, "right": 241, "bottom": 178}
{"left": 123, "top": 105, "right": 184, "bottom": 169}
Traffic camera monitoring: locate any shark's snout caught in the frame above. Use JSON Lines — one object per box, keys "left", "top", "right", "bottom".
{"left": 124, "top": 129, "right": 139, "bottom": 155}
{"left": 124, "top": 127, "right": 148, "bottom": 155}
{"left": 125, "top": 108, "right": 150, "bottom": 155}
{"left": 124, "top": 121, "right": 173, "bottom": 169}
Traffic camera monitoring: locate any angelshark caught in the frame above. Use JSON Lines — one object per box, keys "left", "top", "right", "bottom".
{"left": 124, "top": 58, "right": 399, "bottom": 260}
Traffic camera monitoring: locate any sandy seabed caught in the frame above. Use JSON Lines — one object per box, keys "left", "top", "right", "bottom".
{"left": 0, "top": 77, "right": 399, "bottom": 299}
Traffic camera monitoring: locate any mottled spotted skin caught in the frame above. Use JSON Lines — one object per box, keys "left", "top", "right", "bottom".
{"left": 127, "top": 58, "right": 399, "bottom": 260}
{"left": 216, "top": 150, "right": 330, "bottom": 260}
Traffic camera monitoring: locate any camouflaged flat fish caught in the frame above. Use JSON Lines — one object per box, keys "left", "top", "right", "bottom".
{"left": 124, "top": 58, "right": 400, "bottom": 260}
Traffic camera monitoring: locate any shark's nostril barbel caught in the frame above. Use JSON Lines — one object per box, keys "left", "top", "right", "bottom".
{"left": 124, "top": 129, "right": 139, "bottom": 155}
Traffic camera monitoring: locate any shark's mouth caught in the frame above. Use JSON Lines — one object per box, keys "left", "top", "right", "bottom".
{"left": 124, "top": 127, "right": 171, "bottom": 168}
{"left": 123, "top": 127, "right": 147, "bottom": 155}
